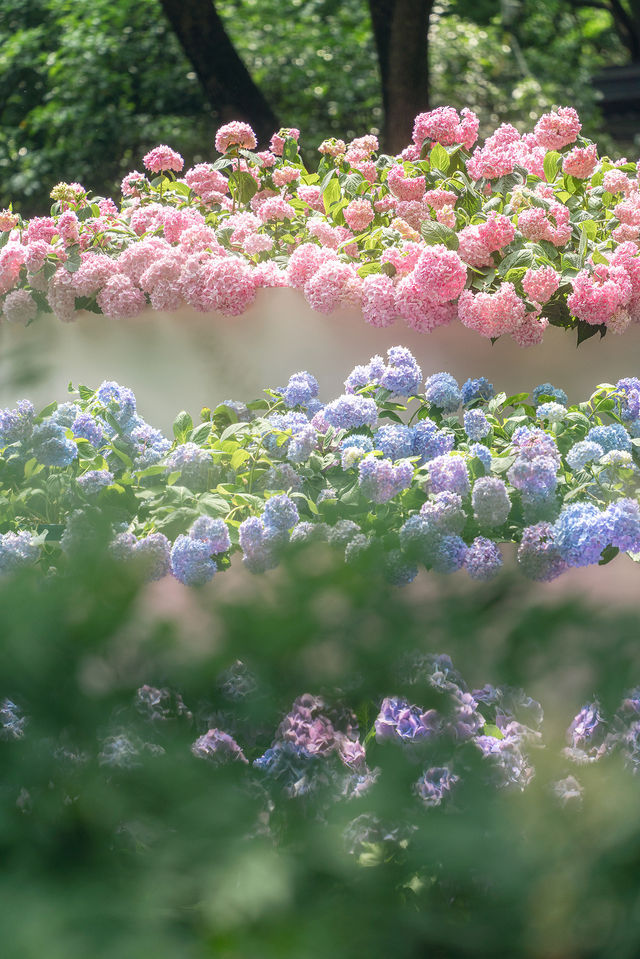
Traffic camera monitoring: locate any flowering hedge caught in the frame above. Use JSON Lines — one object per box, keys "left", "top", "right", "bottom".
{"left": 2, "top": 106, "right": 640, "bottom": 343}
{"left": 0, "top": 345, "right": 639, "bottom": 584}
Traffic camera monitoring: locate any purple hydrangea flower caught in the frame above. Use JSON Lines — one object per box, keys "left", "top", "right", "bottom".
{"left": 0, "top": 531, "right": 39, "bottom": 573}
{"left": 462, "top": 376, "right": 494, "bottom": 406}
{"left": 472, "top": 477, "right": 511, "bottom": 527}
{"left": 430, "top": 534, "right": 468, "bottom": 574}
{"left": 469, "top": 443, "right": 492, "bottom": 471}
{"left": 135, "top": 532, "right": 171, "bottom": 580}
{"left": 326, "top": 520, "right": 361, "bottom": 547}
{"left": 263, "top": 493, "right": 299, "bottom": 532}
{"left": 287, "top": 424, "right": 317, "bottom": 463}
{"left": 615, "top": 377, "right": 640, "bottom": 421}
{"left": 384, "top": 549, "right": 418, "bottom": 586}
{"left": 420, "top": 491, "right": 465, "bottom": 533}
{"left": 72, "top": 412, "right": 103, "bottom": 447}
{"left": 427, "top": 454, "right": 470, "bottom": 496}
{"left": 282, "top": 370, "right": 319, "bottom": 408}
{"left": 238, "top": 517, "right": 279, "bottom": 573}
{"left": 424, "top": 372, "right": 462, "bottom": 412}
{"left": 344, "top": 354, "right": 386, "bottom": 393}
{"left": 190, "top": 516, "right": 231, "bottom": 554}
{"left": 415, "top": 766, "right": 459, "bottom": 807}
{"left": 323, "top": 394, "right": 378, "bottom": 430}
{"left": 517, "top": 522, "right": 567, "bottom": 581}
{"left": 165, "top": 442, "right": 212, "bottom": 484}
{"left": 77, "top": 470, "right": 113, "bottom": 495}
{"left": 51, "top": 402, "right": 80, "bottom": 428}
{"left": 464, "top": 409, "right": 491, "bottom": 440}
{"left": 375, "top": 697, "right": 440, "bottom": 743}
{"left": 379, "top": 346, "right": 422, "bottom": 396}
{"left": 0, "top": 399, "right": 35, "bottom": 445}
{"left": 606, "top": 498, "right": 640, "bottom": 552}
{"left": 358, "top": 454, "right": 413, "bottom": 503}
{"left": 130, "top": 423, "right": 171, "bottom": 469}
{"left": 170, "top": 535, "right": 217, "bottom": 586}
{"left": 507, "top": 454, "right": 558, "bottom": 499}
{"left": 464, "top": 537, "right": 503, "bottom": 580}
{"left": 191, "top": 728, "right": 247, "bottom": 764}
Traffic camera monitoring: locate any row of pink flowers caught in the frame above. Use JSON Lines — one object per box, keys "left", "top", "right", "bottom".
{"left": 1, "top": 106, "right": 639, "bottom": 343}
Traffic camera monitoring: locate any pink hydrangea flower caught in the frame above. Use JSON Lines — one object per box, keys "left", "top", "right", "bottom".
{"left": 225, "top": 211, "right": 262, "bottom": 244}
{"left": 395, "top": 275, "right": 457, "bottom": 332}
{"left": 2, "top": 289, "right": 38, "bottom": 325}
{"left": 424, "top": 189, "right": 457, "bottom": 210}
{"left": 457, "top": 226, "right": 494, "bottom": 269}
{"left": 142, "top": 145, "right": 184, "bottom": 174}
{"left": 534, "top": 107, "right": 581, "bottom": 150}
{"left": 297, "top": 185, "right": 324, "bottom": 213}
{"left": 614, "top": 193, "right": 640, "bottom": 227}
{"left": 317, "top": 138, "right": 346, "bottom": 157}
{"left": 381, "top": 241, "right": 423, "bottom": 276}
{"left": 24, "top": 241, "right": 50, "bottom": 275}
{"left": 118, "top": 237, "right": 172, "bottom": 283}
{"left": 139, "top": 251, "right": 185, "bottom": 312}
{"left": 242, "top": 233, "right": 274, "bottom": 256}
{"left": 258, "top": 197, "right": 296, "bottom": 223}
{"left": 73, "top": 253, "right": 120, "bottom": 296}
{"left": 393, "top": 199, "right": 431, "bottom": 230}
{"left": 272, "top": 166, "right": 301, "bottom": 188}
{"left": 478, "top": 213, "right": 515, "bottom": 251}
{"left": 457, "top": 283, "right": 526, "bottom": 338}
{"left": 47, "top": 267, "right": 77, "bottom": 322}
{"left": 121, "top": 171, "right": 148, "bottom": 197}
{"left": 343, "top": 199, "right": 374, "bottom": 232}
{"left": 26, "top": 217, "right": 57, "bottom": 245}
{"left": 303, "top": 262, "right": 362, "bottom": 314}
{"left": 602, "top": 170, "right": 635, "bottom": 196}
{"left": 215, "top": 121, "right": 257, "bottom": 154}
{"left": 0, "top": 210, "right": 19, "bottom": 232}
{"left": 97, "top": 274, "right": 147, "bottom": 318}
{"left": 183, "top": 164, "right": 229, "bottom": 201}
{"left": 349, "top": 159, "right": 378, "bottom": 183}
{"left": 511, "top": 312, "right": 549, "bottom": 347}
{"left": 98, "top": 198, "right": 118, "bottom": 217}
{"left": 252, "top": 261, "right": 288, "bottom": 287}
{"left": 349, "top": 134, "right": 379, "bottom": 156}
{"left": 269, "top": 128, "right": 300, "bottom": 156}
{"left": 386, "top": 166, "right": 426, "bottom": 201}
{"left": 180, "top": 255, "right": 256, "bottom": 315}
{"left": 518, "top": 204, "right": 571, "bottom": 246}
{"left": 412, "top": 246, "right": 467, "bottom": 303}
{"left": 522, "top": 266, "right": 560, "bottom": 304}
{"left": 562, "top": 144, "right": 598, "bottom": 179}
{"left": 567, "top": 265, "right": 632, "bottom": 326}
{"left": 255, "top": 151, "right": 277, "bottom": 168}
{"left": 307, "top": 218, "right": 344, "bottom": 249}
{"left": 361, "top": 273, "right": 397, "bottom": 328}
{"left": 286, "top": 243, "right": 339, "bottom": 288}
{"left": 412, "top": 106, "right": 479, "bottom": 151}
{"left": 0, "top": 243, "right": 27, "bottom": 296}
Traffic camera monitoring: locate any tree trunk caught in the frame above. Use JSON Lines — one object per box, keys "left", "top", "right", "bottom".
{"left": 158, "top": 0, "right": 279, "bottom": 146}
{"left": 368, "top": 0, "right": 434, "bottom": 154}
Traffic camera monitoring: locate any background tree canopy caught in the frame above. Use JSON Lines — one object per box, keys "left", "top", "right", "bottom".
{"left": 0, "top": 0, "right": 634, "bottom": 213}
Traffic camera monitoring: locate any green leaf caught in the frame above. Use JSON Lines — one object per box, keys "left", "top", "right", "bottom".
{"left": 173, "top": 410, "right": 193, "bottom": 441}
{"left": 599, "top": 545, "right": 619, "bottom": 566}
{"left": 230, "top": 448, "right": 251, "bottom": 470}
{"left": 282, "top": 136, "right": 300, "bottom": 164}
{"left": 357, "top": 262, "right": 382, "bottom": 278}
{"left": 64, "top": 246, "right": 82, "bottom": 273}
{"left": 543, "top": 151, "right": 562, "bottom": 183}
{"left": 0, "top": 231, "right": 10, "bottom": 250}
{"left": 483, "top": 724, "right": 504, "bottom": 740}
{"left": 429, "top": 143, "right": 449, "bottom": 173}
{"left": 576, "top": 321, "right": 606, "bottom": 345}
{"left": 189, "top": 423, "right": 212, "bottom": 445}
{"left": 322, "top": 176, "right": 342, "bottom": 215}
{"left": 497, "top": 247, "right": 534, "bottom": 276}
{"left": 419, "top": 220, "right": 459, "bottom": 250}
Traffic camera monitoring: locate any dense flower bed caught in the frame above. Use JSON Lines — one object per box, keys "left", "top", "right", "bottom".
{"left": 0, "top": 346, "right": 639, "bottom": 584}
{"left": 2, "top": 107, "right": 640, "bottom": 343}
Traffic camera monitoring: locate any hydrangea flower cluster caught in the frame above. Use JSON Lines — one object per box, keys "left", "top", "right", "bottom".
{"left": 3, "top": 107, "right": 640, "bottom": 344}
{"left": 0, "top": 347, "right": 638, "bottom": 587}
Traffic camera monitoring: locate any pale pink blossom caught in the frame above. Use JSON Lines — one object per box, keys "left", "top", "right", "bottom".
{"left": 511, "top": 312, "right": 549, "bottom": 347}
{"left": 118, "top": 237, "right": 172, "bottom": 283}
{"left": 297, "top": 185, "right": 324, "bottom": 212}
{"left": 121, "top": 171, "right": 148, "bottom": 197}
{"left": 142, "top": 145, "right": 184, "bottom": 174}
{"left": 255, "top": 151, "right": 277, "bottom": 168}
{"left": 0, "top": 243, "right": 27, "bottom": 295}
{"left": 252, "top": 261, "right": 288, "bottom": 287}
{"left": 478, "top": 213, "right": 515, "bottom": 251}
{"left": 3, "top": 289, "right": 37, "bottom": 325}
{"left": 0, "top": 210, "right": 19, "bottom": 232}
{"left": 391, "top": 218, "right": 421, "bottom": 242}
{"left": 272, "top": 166, "right": 301, "bottom": 188}
{"left": 242, "top": 233, "right": 274, "bottom": 256}
{"left": 562, "top": 144, "right": 598, "bottom": 179}
{"left": 258, "top": 197, "right": 296, "bottom": 223}
{"left": 386, "top": 166, "right": 426, "bottom": 201}
{"left": 361, "top": 273, "right": 397, "bottom": 328}
{"left": 303, "top": 262, "right": 362, "bottom": 313}
{"left": 522, "top": 266, "right": 560, "bottom": 304}
{"left": 215, "top": 122, "right": 257, "bottom": 154}
{"left": 250, "top": 189, "right": 278, "bottom": 213}
{"left": 603, "top": 170, "right": 635, "bottom": 196}
{"left": 99, "top": 199, "right": 118, "bottom": 217}
{"left": 412, "top": 246, "right": 467, "bottom": 303}
{"left": 269, "top": 128, "right": 300, "bottom": 156}
{"left": 518, "top": 204, "right": 571, "bottom": 246}
{"left": 457, "top": 284, "right": 526, "bottom": 338}
{"left": 343, "top": 199, "right": 374, "bottom": 232}
{"left": 180, "top": 255, "right": 256, "bottom": 315}
{"left": 457, "top": 226, "right": 493, "bottom": 269}
{"left": 373, "top": 195, "right": 397, "bottom": 214}
{"left": 56, "top": 211, "right": 79, "bottom": 246}
{"left": 26, "top": 217, "right": 57, "bottom": 245}
{"left": 97, "top": 274, "right": 147, "bottom": 318}
{"left": 349, "top": 135, "right": 379, "bottom": 156}
{"left": 225, "top": 211, "right": 262, "bottom": 244}
{"left": 139, "top": 251, "right": 185, "bottom": 312}
{"left": 381, "top": 242, "right": 423, "bottom": 276}
{"left": 424, "top": 189, "right": 457, "bottom": 210}
{"left": 614, "top": 193, "right": 640, "bottom": 227}
{"left": 47, "top": 267, "right": 77, "bottom": 322}
{"left": 412, "top": 106, "right": 479, "bottom": 150}
{"left": 567, "top": 265, "right": 632, "bottom": 325}
{"left": 436, "top": 207, "right": 456, "bottom": 228}
{"left": 73, "top": 253, "right": 120, "bottom": 296}
{"left": 394, "top": 199, "right": 432, "bottom": 230}
{"left": 349, "top": 160, "right": 378, "bottom": 183}
{"left": 317, "top": 138, "right": 346, "bottom": 157}
{"left": 24, "top": 241, "right": 50, "bottom": 275}
{"left": 534, "top": 107, "right": 581, "bottom": 150}
{"left": 608, "top": 308, "right": 632, "bottom": 334}
{"left": 286, "top": 243, "right": 339, "bottom": 288}
{"left": 183, "top": 164, "right": 229, "bottom": 201}
{"left": 395, "top": 275, "right": 457, "bottom": 332}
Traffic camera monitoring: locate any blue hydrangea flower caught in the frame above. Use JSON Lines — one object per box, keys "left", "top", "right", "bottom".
{"left": 464, "top": 409, "right": 491, "bottom": 440}
{"left": 189, "top": 516, "right": 231, "bottom": 554}
{"left": 263, "top": 494, "right": 299, "bottom": 532}
{"left": 379, "top": 346, "right": 422, "bottom": 396}
{"left": 472, "top": 477, "right": 511, "bottom": 527}
{"left": 220, "top": 399, "right": 251, "bottom": 422}
{"left": 464, "top": 537, "right": 503, "bottom": 580}
{"left": 0, "top": 400, "right": 35, "bottom": 445}
{"left": 72, "top": 412, "right": 103, "bottom": 447}
{"left": 430, "top": 534, "right": 468, "bottom": 574}
{"left": 77, "top": 470, "right": 113, "bottom": 495}
{"left": 461, "top": 377, "right": 494, "bottom": 406}
{"left": 532, "top": 383, "right": 568, "bottom": 406}
{"left": 0, "top": 699, "right": 26, "bottom": 740}
{"left": 566, "top": 440, "right": 604, "bottom": 470}
{"left": 282, "top": 371, "right": 319, "bottom": 408}
{"left": 358, "top": 455, "right": 413, "bottom": 504}
{"left": 0, "top": 531, "right": 39, "bottom": 573}
{"left": 412, "top": 420, "right": 455, "bottom": 464}
{"left": 586, "top": 423, "right": 631, "bottom": 454}
{"left": 553, "top": 503, "right": 612, "bottom": 567}
{"left": 373, "top": 424, "right": 414, "bottom": 461}
{"left": 135, "top": 532, "right": 171, "bottom": 581}
{"left": 424, "top": 372, "right": 462, "bottom": 412}
{"left": 287, "top": 424, "right": 317, "bottom": 463}
{"left": 375, "top": 697, "right": 440, "bottom": 743}
{"left": 323, "top": 395, "right": 378, "bottom": 430}
{"left": 507, "top": 455, "right": 558, "bottom": 499}
{"left": 97, "top": 381, "right": 137, "bottom": 429}
{"left": 326, "top": 520, "right": 361, "bottom": 547}
{"left": 536, "top": 402, "right": 566, "bottom": 425}
{"left": 31, "top": 421, "right": 78, "bottom": 467}
{"left": 238, "top": 517, "right": 279, "bottom": 573}
{"left": 130, "top": 423, "right": 171, "bottom": 469}
{"left": 567, "top": 702, "right": 607, "bottom": 752}
{"left": 51, "top": 402, "right": 80, "bottom": 428}
{"left": 265, "top": 412, "right": 313, "bottom": 459}
{"left": 384, "top": 549, "right": 418, "bottom": 586}
{"left": 469, "top": 443, "right": 492, "bottom": 471}
{"left": 344, "top": 354, "right": 386, "bottom": 393}
{"left": 170, "top": 534, "right": 217, "bottom": 586}
{"left": 192, "top": 728, "right": 247, "bottom": 764}
{"left": 165, "top": 442, "right": 212, "bottom": 485}
{"left": 427, "top": 454, "right": 470, "bottom": 496}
